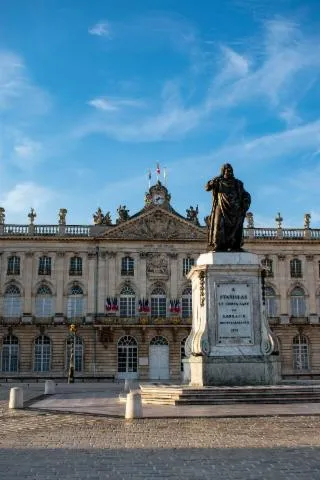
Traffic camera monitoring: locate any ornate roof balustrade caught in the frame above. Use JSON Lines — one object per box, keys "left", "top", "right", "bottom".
{"left": 0, "top": 222, "right": 320, "bottom": 240}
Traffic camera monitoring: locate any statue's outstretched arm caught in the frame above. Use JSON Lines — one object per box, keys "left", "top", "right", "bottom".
{"left": 205, "top": 177, "right": 219, "bottom": 192}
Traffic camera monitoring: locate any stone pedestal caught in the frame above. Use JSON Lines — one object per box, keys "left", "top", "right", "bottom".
{"left": 184, "top": 252, "right": 280, "bottom": 386}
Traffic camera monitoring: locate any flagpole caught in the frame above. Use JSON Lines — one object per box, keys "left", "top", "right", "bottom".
{"left": 148, "top": 169, "right": 151, "bottom": 189}
{"left": 163, "top": 167, "right": 167, "bottom": 186}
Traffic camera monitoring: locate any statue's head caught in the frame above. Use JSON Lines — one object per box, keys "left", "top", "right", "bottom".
{"left": 221, "top": 163, "right": 234, "bottom": 179}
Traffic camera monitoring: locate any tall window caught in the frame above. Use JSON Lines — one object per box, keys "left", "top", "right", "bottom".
{"left": 38, "top": 256, "right": 52, "bottom": 275}
{"left": 121, "top": 256, "right": 134, "bottom": 276}
{"left": 34, "top": 335, "right": 51, "bottom": 372}
{"left": 183, "top": 257, "right": 194, "bottom": 276}
{"left": 265, "top": 286, "right": 277, "bottom": 317}
{"left": 261, "top": 258, "right": 273, "bottom": 277}
{"left": 7, "top": 256, "right": 20, "bottom": 275}
{"left": 290, "top": 287, "right": 306, "bottom": 317}
{"left": 69, "top": 256, "right": 82, "bottom": 276}
{"left": 2, "top": 335, "right": 19, "bottom": 372}
{"left": 181, "top": 287, "right": 192, "bottom": 318}
{"left": 181, "top": 337, "right": 187, "bottom": 372}
{"left": 120, "top": 285, "right": 136, "bottom": 317}
{"left": 290, "top": 258, "right": 302, "bottom": 278}
{"left": 117, "top": 336, "right": 138, "bottom": 374}
{"left": 66, "top": 335, "right": 83, "bottom": 372}
{"left": 151, "top": 287, "right": 166, "bottom": 317}
{"left": 67, "top": 285, "right": 84, "bottom": 318}
{"left": 3, "top": 285, "right": 22, "bottom": 318}
{"left": 293, "top": 334, "right": 309, "bottom": 370}
{"left": 35, "top": 285, "right": 53, "bottom": 318}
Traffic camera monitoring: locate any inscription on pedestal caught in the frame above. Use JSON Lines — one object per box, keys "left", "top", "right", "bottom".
{"left": 216, "top": 283, "right": 253, "bottom": 345}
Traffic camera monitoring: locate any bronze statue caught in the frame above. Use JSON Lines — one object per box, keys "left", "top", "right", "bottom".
{"left": 205, "top": 163, "right": 251, "bottom": 252}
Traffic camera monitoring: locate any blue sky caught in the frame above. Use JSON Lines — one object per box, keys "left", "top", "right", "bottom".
{"left": 1, "top": 0, "right": 320, "bottom": 227}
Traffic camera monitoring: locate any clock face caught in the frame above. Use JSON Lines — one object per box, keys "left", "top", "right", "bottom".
{"left": 152, "top": 194, "right": 165, "bottom": 205}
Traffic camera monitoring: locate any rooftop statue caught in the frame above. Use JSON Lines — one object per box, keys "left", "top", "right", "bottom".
{"left": 205, "top": 163, "right": 251, "bottom": 252}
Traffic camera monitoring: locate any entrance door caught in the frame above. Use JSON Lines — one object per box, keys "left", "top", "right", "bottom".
{"left": 149, "top": 336, "right": 169, "bottom": 380}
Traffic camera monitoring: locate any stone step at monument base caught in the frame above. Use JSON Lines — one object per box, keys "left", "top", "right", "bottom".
{"left": 140, "top": 384, "right": 320, "bottom": 406}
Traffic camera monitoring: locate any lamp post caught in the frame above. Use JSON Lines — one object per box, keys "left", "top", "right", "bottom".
{"left": 68, "top": 324, "right": 77, "bottom": 384}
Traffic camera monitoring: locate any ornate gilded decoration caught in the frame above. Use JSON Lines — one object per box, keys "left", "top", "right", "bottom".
{"left": 206, "top": 164, "right": 251, "bottom": 251}
{"left": 186, "top": 205, "right": 200, "bottom": 226}
{"left": 93, "top": 208, "right": 112, "bottom": 225}
{"left": 199, "top": 270, "right": 205, "bottom": 307}
{"left": 116, "top": 205, "right": 130, "bottom": 223}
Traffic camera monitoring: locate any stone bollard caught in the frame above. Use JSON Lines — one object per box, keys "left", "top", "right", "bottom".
{"left": 9, "top": 387, "right": 24, "bottom": 409}
{"left": 125, "top": 391, "right": 143, "bottom": 419}
{"left": 124, "top": 379, "right": 131, "bottom": 394}
{"left": 44, "top": 380, "right": 56, "bottom": 395}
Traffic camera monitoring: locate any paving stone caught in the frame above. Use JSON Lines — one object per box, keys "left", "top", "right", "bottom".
{"left": 0, "top": 383, "right": 320, "bottom": 478}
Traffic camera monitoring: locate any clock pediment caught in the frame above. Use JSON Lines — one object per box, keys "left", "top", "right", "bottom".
{"left": 100, "top": 208, "right": 206, "bottom": 241}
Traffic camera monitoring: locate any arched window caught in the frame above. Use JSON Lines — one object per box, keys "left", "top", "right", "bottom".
{"left": 34, "top": 335, "right": 51, "bottom": 372}
{"left": 67, "top": 285, "right": 84, "bottom": 318}
{"left": 2, "top": 335, "right": 19, "bottom": 372}
{"left": 119, "top": 285, "right": 136, "bottom": 317}
{"left": 261, "top": 258, "right": 273, "bottom": 277}
{"left": 35, "top": 285, "right": 53, "bottom": 318}
{"left": 151, "top": 287, "right": 166, "bottom": 317}
{"left": 150, "top": 335, "right": 168, "bottom": 345}
{"left": 121, "top": 256, "right": 134, "bottom": 276}
{"left": 265, "top": 286, "right": 277, "bottom": 317}
{"left": 66, "top": 335, "right": 83, "bottom": 372}
{"left": 181, "top": 287, "right": 192, "bottom": 318}
{"left": 7, "top": 256, "right": 20, "bottom": 275}
{"left": 181, "top": 337, "right": 187, "bottom": 372}
{"left": 290, "top": 287, "right": 306, "bottom": 317}
{"left": 117, "top": 336, "right": 138, "bottom": 375}
{"left": 69, "top": 256, "right": 82, "bottom": 276}
{"left": 290, "top": 259, "right": 302, "bottom": 278}
{"left": 38, "top": 256, "right": 52, "bottom": 276}
{"left": 293, "top": 334, "right": 310, "bottom": 370}
{"left": 3, "top": 285, "right": 22, "bottom": 318}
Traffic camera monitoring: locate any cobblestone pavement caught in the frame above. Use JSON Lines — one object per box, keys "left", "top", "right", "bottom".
{"left": 1, "top": 384, "right": 320, "bottom": 479}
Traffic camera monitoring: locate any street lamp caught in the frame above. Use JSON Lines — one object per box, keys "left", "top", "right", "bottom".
{"left": 68, "top": 323, "right": 77, "bottom": 384}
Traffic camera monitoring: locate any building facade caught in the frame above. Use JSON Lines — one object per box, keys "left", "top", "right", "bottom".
{"left": 0, "top": 183, "right": 319, "bottom": 381}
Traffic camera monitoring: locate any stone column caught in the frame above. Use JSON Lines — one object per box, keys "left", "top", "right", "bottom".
{"left": 168, "top": 253, "right": 178, "bottom": 299}
{"left": 107, "top": 252, "right": 117, "bottom": 297}
{"left": 277, "top": 254, "right": 289, "bottom": 323}
{"left": 138, "top": 252, "right": 147, "bottom": 299}
{"left": 306, "top": 255, "right": 317, "bottom": 320}
{"left": 87, "top": 251, "right": 97, "bottom": 316}
{"left": 54, "top": 252, "right": 65, "bottom": 323}
{"left": 97, "top": 250, "right": 106, "bottom": 314}
{"left": 22, "top": 252, "right": 34, "bottom": 322}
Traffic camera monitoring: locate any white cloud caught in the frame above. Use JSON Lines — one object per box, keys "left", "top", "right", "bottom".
{"left": 14, "top": 138, "right": 42, "bottom": 158}
{"left": 88, "top": 98, "right": 118, "bottom": 111}
{"left": 279, "top": 107, "right": 302, "bottom": 128}
{"left": 1, "top": 182, "right": 54, "bottom": 218}
{"left": 88, "top": 97, "right": 145, "bottom": 112}
{"left": 0, "top": 51, "right": 51, "bottom": 116}
{"left": 220, "top": 46, "right": 250, "bottom": 77}
{"left": 76, "top": 18, "right": 320, "bottom": 143}
{"left": 88, "top": 22, "right": 111, "bottom": 37}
